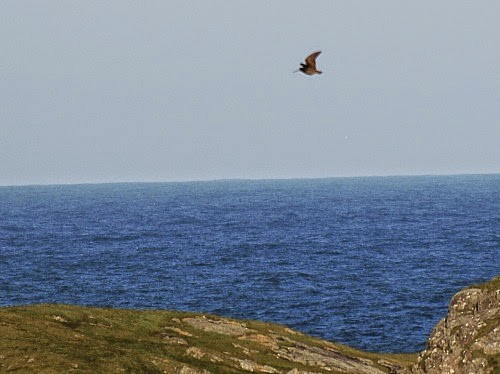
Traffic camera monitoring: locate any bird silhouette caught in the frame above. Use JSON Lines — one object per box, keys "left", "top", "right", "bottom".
{"left": 294, "top": 51, "right": 322, "bottom": 75}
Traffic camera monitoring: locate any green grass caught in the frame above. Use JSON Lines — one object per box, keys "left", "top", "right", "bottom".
{"left": 0, "top": 304, "right": 417, "bottom": 373}
{"left": 3, "top": 278, "right": 498, "bottom": 372}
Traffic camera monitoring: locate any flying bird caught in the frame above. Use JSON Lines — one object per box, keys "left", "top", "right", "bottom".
{"left": 294, "top": 51, "right": 322, "bottom": 75}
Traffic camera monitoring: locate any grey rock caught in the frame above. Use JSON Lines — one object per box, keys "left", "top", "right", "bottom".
{"left": 411, "top": 276, "right": 499, "bottom": 374}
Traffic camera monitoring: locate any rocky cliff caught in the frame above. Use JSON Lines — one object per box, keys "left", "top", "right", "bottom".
{"left": 411, "top": 276, "right": 499, "bottom": 374}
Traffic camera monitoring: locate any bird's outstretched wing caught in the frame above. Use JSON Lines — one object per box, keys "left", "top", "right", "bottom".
{"left": 305, "top": 51, "right": 321, "bottom": 68}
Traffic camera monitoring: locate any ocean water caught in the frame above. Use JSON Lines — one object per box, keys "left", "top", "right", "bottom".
{"left": 0, "top": 174, "right": 498, "bottom": 353}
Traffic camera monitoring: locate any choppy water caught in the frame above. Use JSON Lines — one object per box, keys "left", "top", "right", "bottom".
{"left": 1, "top": 174, "right": 499, "bottom": 353}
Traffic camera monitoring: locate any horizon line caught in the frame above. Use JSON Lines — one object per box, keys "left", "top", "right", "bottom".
{"left": 1, "top": 171, "right": 499, "bottom": 188}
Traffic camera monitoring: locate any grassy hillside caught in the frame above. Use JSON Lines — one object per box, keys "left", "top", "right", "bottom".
{"left": 0, "top": 304, "right": 416, "bottom": 373}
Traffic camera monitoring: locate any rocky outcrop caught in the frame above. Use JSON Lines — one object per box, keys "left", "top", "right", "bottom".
{"left": 176, "top": 277, "right": 500, "bottom": 374}
{"left": 0, "top": 303, "right": 412, "bottom": 373}
{"left": 176, "top": 316, "right": 392, "bottom": 373}
{"left": 1, "top": 277, "right": 498, "bottom": 373}
{"left": 412, "top": 276, "right": 499, "bottom": 374}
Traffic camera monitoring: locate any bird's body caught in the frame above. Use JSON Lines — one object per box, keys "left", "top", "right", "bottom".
{"left": 295, "top": 51, "right": 322, "bottom": 75}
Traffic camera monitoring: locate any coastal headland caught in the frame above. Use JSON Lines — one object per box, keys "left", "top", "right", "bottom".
{"left": 1, "top": 277, "right": 498, "bottom": 373}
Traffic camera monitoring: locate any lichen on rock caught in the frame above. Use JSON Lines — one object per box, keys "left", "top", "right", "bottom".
{"left": 411, "top": 276, "right": 500, "bottom": 374}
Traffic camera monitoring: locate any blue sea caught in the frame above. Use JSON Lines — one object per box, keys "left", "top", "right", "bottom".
{"left": 1, "top": 174, "right": 498, "bottom": 353}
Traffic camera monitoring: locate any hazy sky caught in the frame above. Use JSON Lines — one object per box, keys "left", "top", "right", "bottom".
{"left": 2, "top": 1, "right": 500, "bottom": 185}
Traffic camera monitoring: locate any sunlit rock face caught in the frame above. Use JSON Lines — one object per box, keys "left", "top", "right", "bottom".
{"left": 412, "top": 277, "right": 499, "bottom": 374}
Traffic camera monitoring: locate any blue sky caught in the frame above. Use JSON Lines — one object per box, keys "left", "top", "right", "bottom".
{"left": 2, "top": 1, "right": 499, "bottom": 185}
